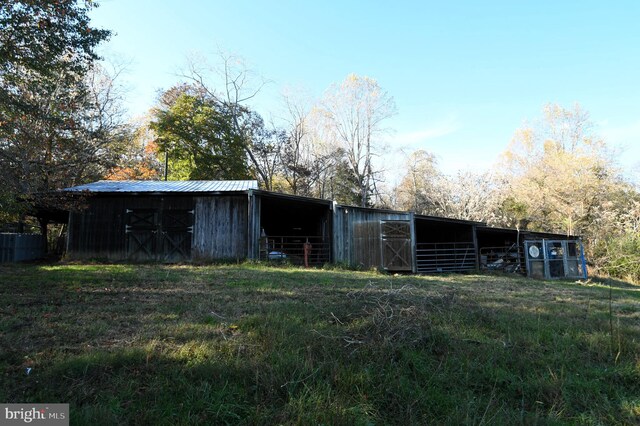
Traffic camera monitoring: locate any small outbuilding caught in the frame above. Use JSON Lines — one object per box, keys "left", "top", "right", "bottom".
{"left": 65, "top": 180, "right": 257, "bottom": 262}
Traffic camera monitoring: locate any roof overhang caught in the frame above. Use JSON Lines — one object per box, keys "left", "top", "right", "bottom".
{"left": 63, "top": 180, "right": 259, "bottom": 194}
{"left": 476, "top": 225, "right": 579, "bottom": 239}
{"left": 252, "top": 189, "right": 333, "bottom": 207}
{"left": 414, "top": 214, "right": 484, "bottom": 226}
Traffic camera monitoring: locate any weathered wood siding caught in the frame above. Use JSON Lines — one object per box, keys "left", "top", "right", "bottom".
{"left": 67, "top": 195, "right": 194, "bottom": 260}
{"left": 192, "top": 196, "right": 248, "bottom": 260}
{"left": 333, "top": 206, "right": 415, "bottom": 270}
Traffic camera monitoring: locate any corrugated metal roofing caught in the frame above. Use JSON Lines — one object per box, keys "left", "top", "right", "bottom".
{"left": 415, "top": 214, "right": 485, "bottom": 226}
{"left": 64, "top": 180, "right": 258, "bottom": 193}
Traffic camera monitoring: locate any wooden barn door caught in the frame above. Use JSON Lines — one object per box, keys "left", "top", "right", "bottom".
{"left": 126, "top": 208, "right": 193, "bottom": 261}
{"left": 126, "top": 209, "right": 158, "bottom": 261}
{"left": 380, "top": 220, "right": 413, "bottom": 272}
{"left": 160, "top": 209, "right": 193, "bottom": 262}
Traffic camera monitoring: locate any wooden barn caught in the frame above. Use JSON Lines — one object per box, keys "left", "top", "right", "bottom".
{"left": 63, "top": 180, "right": 473, "bottom": 271}
{"left": 65, "top": 180, "right": 257, "bottom": 262}
{"left": 64, "top": 181, "right": 335, "bottom": 265}
{"left": 62, "top": 180, "right": 586, "bottom": 279}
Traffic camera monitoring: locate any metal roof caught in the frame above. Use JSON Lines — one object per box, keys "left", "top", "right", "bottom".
{"left": 414, "top": 214, "right": 485, "bottom": 226}
{"left": 252, "top": 189, "right": 334, "bottom": 206}
{"left": 64, "top": 180, "right": 258, "bottom": 193}
{"left": 476, "top": 225, "right": 578, "bottom": 238}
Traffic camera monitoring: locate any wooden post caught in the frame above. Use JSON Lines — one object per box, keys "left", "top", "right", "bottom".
{"left": 472, "top": 225, "right": 480, "bottom": 271}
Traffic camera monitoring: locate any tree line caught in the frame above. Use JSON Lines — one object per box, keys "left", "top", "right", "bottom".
{"left": 113, "top": 65, "right": 395, "bottom": 209}
{"left": 1, "top": 1, "right": 638, "bottom": 282}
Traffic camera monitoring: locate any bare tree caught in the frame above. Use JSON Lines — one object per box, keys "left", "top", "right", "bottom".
{"left": 279, "top": 92, "right": 340, "bottom": 197}
{"left": 180, "top": 51, "right": 273, "bottom": 187}
{"left": 280, "top": 92, "right": 311, "bottom": 195}
{"left": 395, "top": 150, "right": 441, "bottom": 213}
{"left": 319, "top": 74, "right": 396, "bottom": 207}
{"left": 247, "top": 116, "right": 285, "bottom": 191}
{"left": 438, "top": 171, "right": 504, "bottom": 223}
{"left": 394, "top": 149, "right": 503, "bottom": 222}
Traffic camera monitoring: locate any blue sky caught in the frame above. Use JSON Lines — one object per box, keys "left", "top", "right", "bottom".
{"left": 90, "top": 0, "right": 640, "bottom": 182}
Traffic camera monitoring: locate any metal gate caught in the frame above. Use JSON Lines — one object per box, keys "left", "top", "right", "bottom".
{"left": 417, "top": 242, "right": 476, "bottom": 273}
{"left": 126, "top": 209, "right": 193, "bottom": 261}
{"left": 380, "top": 220, "right": 413, "bottom": 272}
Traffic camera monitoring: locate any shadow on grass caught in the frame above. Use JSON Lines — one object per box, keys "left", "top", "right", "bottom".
{"left": 589, "top": 276, "right": 640, "bottom": 289}
{"left": 1, "top": 263, "right": 639, "bottom": 424}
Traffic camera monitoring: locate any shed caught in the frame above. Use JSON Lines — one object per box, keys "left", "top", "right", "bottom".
{"left": 414, "top": 215, "right": 481, "bottom": 273}
{"left": 65, "top": 180, "right": 257, "bottom": 261}
{"left": 248, "top": 191, "right": 333, "bottom": 266}
{"left": 61, "top": 180, "right": 587, "bottom": 278}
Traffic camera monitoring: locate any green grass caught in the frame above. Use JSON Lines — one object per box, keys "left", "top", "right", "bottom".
{"left": 1, "top": 263, "right": 639, "bottom": 425}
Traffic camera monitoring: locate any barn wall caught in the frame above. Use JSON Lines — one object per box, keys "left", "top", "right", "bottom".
{"left": 67, "top": 195, "right": 194, "bottom": 260}
{"left": 192, "top": 195, "right": 248, "bottom": 260}
{"left": 333, "top": 205, "right": 414, "bottom": 270}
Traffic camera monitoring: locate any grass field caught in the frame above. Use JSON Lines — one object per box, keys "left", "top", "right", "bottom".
{"left": 1, "top": 263, "right": 639, "bottom": 425}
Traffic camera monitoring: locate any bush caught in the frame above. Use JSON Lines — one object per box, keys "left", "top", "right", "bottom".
{"left": 594, "top": 233, "right": 640, "bottom": 283}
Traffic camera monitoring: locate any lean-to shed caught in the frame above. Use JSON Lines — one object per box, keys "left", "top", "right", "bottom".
{"left": 248, "top": 191, "right": 333, "bottom": 266}
{"left": 414, "top": 215, "right": 481, "bottom": 273}
{"left": 475, "top": 225, "right": 587, "bottom": 279}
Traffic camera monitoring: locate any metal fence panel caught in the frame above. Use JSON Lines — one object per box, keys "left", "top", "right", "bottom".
{"left": 259, "top": 235, "right": 330, "bottom": 267}
{"left": 416, "top": 242, "right": 476, "bottom": 273}
{"left": 0, "top": 233, "right": 44, "bottom": 262}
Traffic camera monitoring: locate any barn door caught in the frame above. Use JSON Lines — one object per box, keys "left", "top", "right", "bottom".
{"left": 160, "top": 209, "right": 193, "bottom": 261}
{"left": 381, "top": 220, "right": 413, "bottom": 272}
{"left": 126, "top": 208, "right": 193, "bottom": 261}
{"left": 126, "top": 209, "right": 158, "bottom": 261}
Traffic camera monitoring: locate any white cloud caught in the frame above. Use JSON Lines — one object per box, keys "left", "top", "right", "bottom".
{"left": 390, "top": 117, "right": 459, "bottom": 148}
{"left": 377, "top": 117, "right": 462, "bottom": 186}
